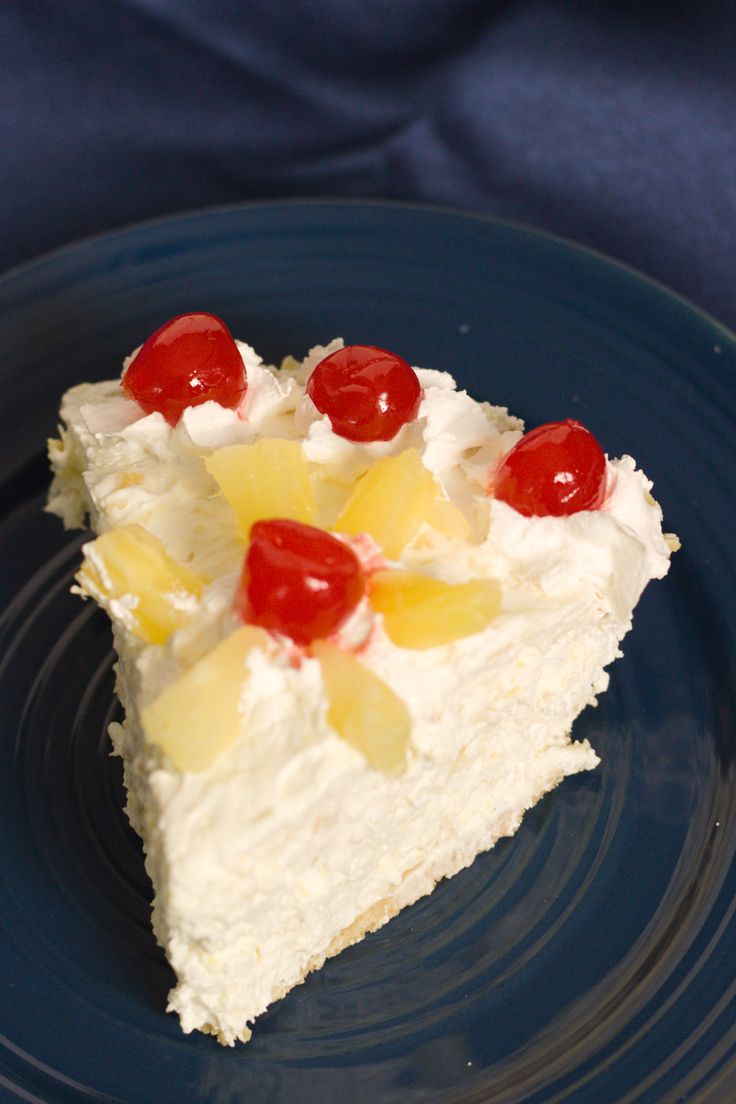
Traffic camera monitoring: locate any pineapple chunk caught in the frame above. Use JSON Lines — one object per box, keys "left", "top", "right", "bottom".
{"left": 310, "top": 471, "right": 355, "bottom": 529}
{"left": 370, "top": 569, "right": 501, "bottom": 649}
{"left": 141, "top": 626, "right": 267, "bottom": 772}
{"left": 205, "top": 439, "right": 315, "bottom": 539}
{"left": 77, "top": 524, "right": 205, "bottom": 645}
{"left": 118, "top": 470, "right": 144, "bottom": 488}
{"left": 312, "top": 640, "right": 410, "bottom": 773}
{"left": 333, "top": 449, "right": 469, "bottom": 559}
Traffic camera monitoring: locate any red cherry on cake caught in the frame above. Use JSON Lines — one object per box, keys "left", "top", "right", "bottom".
{"left": 306, "top": 344, "right": 422, "bottom": 442}
{"left": 235, "top": 519, "right": 366, "bottom": 645}
{"left": 493, "top": 419, "right": 607, "bottom": 517}
{"left": 123, "top": 312, "right": 247, "bottom": 425}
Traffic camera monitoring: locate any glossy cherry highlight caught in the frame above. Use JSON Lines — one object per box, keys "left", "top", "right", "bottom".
{"left": 493, "top": 419, "right": 607, "bottom": 517}
{"left": 123, "top": 312, "right": 247, "bottom": 425}
{"left": 235, "top": 519, "right": 366, "bottom": 645}
{"left": 306, "top": 344, "right": 422, "bottom": 442}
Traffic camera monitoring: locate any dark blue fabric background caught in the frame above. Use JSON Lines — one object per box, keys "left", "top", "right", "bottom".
{"left": 2, "top": 1, "right": 735, "bottom": 329}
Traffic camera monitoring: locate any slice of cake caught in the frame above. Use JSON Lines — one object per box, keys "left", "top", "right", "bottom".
{"left": 46, "top": 313, "right": 676, "bottom": 1044}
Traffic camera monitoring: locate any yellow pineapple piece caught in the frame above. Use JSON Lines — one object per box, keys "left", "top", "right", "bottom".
{"left": 370, "top": 569, "right": 501, "bottom": 649}
{"left": 118, "top": 470, "right": 144, "bottom": 488}
{"left": 309, "top": 471, "right": 355, "bottom": 529}
{"left": 77, "top": 524, "right": 205, "bottom": 645}
{"left": 205, "top": 439, "right": 315, "bottom": 539}
{"left": 141, "top": 626, "right": 267, "bottom": 772}
{"left": 333, "top": 449, "right": 469, "bottom": 559}
{"left": 312, "top": 640, "right": 410, "bottom": 773}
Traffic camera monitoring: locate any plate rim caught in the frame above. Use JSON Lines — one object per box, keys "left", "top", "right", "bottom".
{"left": 2, "top": 195, "right": 736, "bottom": 353}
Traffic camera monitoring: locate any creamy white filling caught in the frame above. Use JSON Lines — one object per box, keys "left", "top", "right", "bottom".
{"left": 48, "top": 337, "right": 673, "bottom": 1044}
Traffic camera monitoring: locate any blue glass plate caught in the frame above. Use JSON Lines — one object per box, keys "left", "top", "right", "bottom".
{"left": 1, "top": 201, "right": 734, "bottom": 1104}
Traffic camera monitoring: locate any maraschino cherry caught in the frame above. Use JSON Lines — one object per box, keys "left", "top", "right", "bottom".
{"left": 493, "top": 419, "right": 607, "bottom": 517}
{"left": 123, "top": 312, "right": 246, "bottom": 425}
{"left": 306, "top": 344, "right": 422, "bottom": 442}
{"left": 235, "top": 519, "right": 366, "bottom": 645}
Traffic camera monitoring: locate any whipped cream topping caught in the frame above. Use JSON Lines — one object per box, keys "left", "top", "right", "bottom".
{"left": 48, "top": 336, "right": 674, "bottom": 1044}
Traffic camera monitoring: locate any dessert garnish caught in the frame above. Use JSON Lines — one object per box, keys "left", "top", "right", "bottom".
{"left": 123, "top": 312, "right": 247, "bottom": 424}
{"left": 306, "top": 344, "right": 422, "bottom": 442}
{"left": 234, "top": 518, "right": 366, "bottom": 645}
{"left": 205, "top": 438, "right": 315, "bottom": 539}
{"left": 76, "top": 523, "right": 205, "bottom": 644}
{"left": 369, "top": 570, "right": 501, "bottom": 649}
{"left": 142, "top": 626, "right": 267, "bottom": 772}
{"left": 334, "top": 448, "right": 469, "bottom": 557}
{"left": 311, "top": 639, "right": 410, "bottom": 772}
{"left": 492, "top": 418, "right": 607, "bottom": 517}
